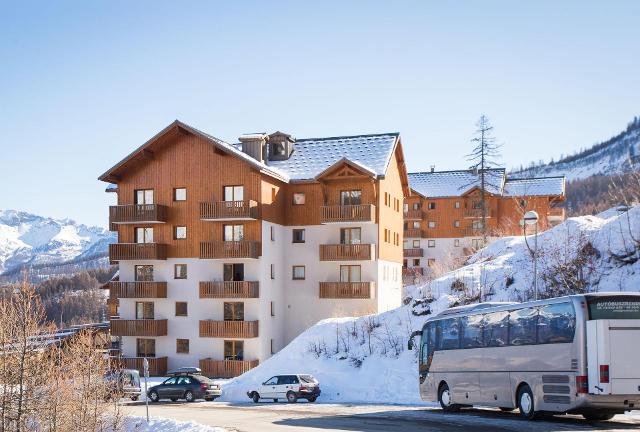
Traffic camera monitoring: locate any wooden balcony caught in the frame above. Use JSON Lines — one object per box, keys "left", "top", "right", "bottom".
{"left": 117, "top": 357, "right": 168, "bottom": 377}
{"left": 548, "top": 207, "right": 566, "bottom": 220}
{"left": 403, "top": 267, "right": 425, "bottom": 277}
{"left": 109, "top": 281, "right": 167, "bottom": 298}
{"left": 319, "top": 282, "right": 374, "bottom": 299}
{"left": 319, "top": 244, "right": 374, "bottom": 261}
{"left": 463, "top": 208, "right": 493, "bottom": 218}
{"left": 200, "top": 200, "right": 259, "bottom": 221}
{"left": 109, "top": 204, "right": 168, "bottom": 224}
{"left": 199, "top": 359, "right": 259, "bottom": 378}
{"left": 110, "top": 319, "right": 168, "bottom": 336}
{"left": 199, "top": 320, "right": 259, "bottom": 338}
{"left": 320, "top": 204, "right": 375, "bottom": 224}
{"left": 199, "top": 281, "right": 260, "bottom": 299}
{"left": 200, "top": 241, "right": 261, "bottom": 259}
{"left": 404, "top": 229, "right": 423, "bottom": 238}
{"left": 462, "top": 227, "right": 484, "bottom": 237}
{"left": 109, "top": 243, "right": 167, "bottom": 261}
{"left": 403, "top": 248, "right": 423, "bottom": 257}
{"left": 403, "top": 209, "right": 423, "bottom": 220}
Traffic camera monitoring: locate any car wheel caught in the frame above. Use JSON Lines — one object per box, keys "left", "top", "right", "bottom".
{"left": 184, "top": 391, "right": 195, "bottom": 402}
{"left": 286, "top": 391, "right": 298, "bottom": 404}
{"left": 499, "top": 407, "right": 514, "bottom": 412}
{"left": 130, "top": 395, "right": 139, "bottom": 401}
{"left": 148, "top": 390, "right": 159, "bottom": 403}
{"left": 517, "top": 384, "right": 538, "bottom": 420}
{"left": 170, "top": 398, "right": 178, "bottom": 402}
{"left": 438, "top": 383, "right": 460, "bottom": 412}
{"left": 582, "top": 412, "right": 616, "bottom": 421}
{"left": 308, "top": 397, "right": 317, "bottom": 403}
{"left": 273, "top": 399, "right": 278, "bottom": 403}
{"left": 251, "top": 392, "right": 260, "bottom": 403}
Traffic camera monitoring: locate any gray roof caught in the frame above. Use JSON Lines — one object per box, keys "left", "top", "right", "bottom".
{"left": 409, "top": 169, "right": 506, "bottom": 198}
{"left": 503, "top": 176, "right": 565, "bottom": 197}
{"left": 265, "top": 133, "right": 399, "bottom": 180}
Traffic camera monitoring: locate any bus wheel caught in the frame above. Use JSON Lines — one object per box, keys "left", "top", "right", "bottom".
{"left": 582, "top": 411, "right": 616, "bottom": 421}
{"left": 516, "top": 384, "right": 538, "bottom": 420}
{"left": 499, "top": 407, "right": 514, "bottom": 412}
{"left": 438, "top": 383, "right": 460, "bottom": 412}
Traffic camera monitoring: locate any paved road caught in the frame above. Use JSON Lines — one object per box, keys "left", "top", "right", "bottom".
{"left": 124, "top": 400, "right": 640, "bottom": 432}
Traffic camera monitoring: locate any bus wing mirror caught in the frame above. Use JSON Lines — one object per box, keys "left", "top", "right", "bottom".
{"left": 408, "top": 330, "right": 423, "bottom": 350}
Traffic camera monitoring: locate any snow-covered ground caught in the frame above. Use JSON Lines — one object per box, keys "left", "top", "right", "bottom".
{"left": 122, "top": 416, "right": 226, "bottom": 432}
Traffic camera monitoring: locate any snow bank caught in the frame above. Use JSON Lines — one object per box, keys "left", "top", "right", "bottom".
{"left": 122, "top": 416, "right": 226, "bottom": 432}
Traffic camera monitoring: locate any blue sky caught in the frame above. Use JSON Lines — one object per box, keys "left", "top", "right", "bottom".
{"left": 1, "top": 1, "right": 639, "bottom": 227}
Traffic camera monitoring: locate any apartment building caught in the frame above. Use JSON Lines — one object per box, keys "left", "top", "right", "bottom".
{"left": 402, "top": 168, "right": 565, "bottom": 278}
{"left": 99, "top": 120, "right": 408, "bottom": 377}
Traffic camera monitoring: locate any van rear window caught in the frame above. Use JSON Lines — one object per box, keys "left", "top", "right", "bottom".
{"left": 587, "top": 296, "right": 640, "bottom": 320}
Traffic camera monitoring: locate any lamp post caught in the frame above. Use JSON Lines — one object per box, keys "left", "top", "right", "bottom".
{"left": 522, "top": 211, "right": 539, "bottom": 301}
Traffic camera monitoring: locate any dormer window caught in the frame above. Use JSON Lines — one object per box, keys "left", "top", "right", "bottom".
{"left": 272, "top": 142, "right": 286, "bottom": 157}
{"left": 267, "top": 132, "right": 295, "bottom": 161}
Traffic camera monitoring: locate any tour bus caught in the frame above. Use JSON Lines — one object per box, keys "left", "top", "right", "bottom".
{"left": 413, "top": 293, "right": 640, "bottom": 420}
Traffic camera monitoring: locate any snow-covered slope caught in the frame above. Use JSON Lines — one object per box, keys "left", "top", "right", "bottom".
{"left": 0, "top": 209, "right": 114, "bottom": 276}
{"left": 221, "top": 205, "right": 640, "bottom": 404}
{"left": 512, "top": 117, "right": 640, "bottom": 181}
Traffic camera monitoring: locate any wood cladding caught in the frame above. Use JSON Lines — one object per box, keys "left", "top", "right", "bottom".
{"left": 319, "top": 282, "right": 373, "bottom": 299}
{"left": 320, "top": 204, "right": 375, "bottom": 223}
{"left": 118, "top": 356, "right": 168, "bottom": 377}
{"left": 200, "top": 200, "right": 259, "bottom": 220}
{"left": 199, "top": 359, "right": 259, "bottom": 379}
{"left": 109, "top": 281, "right": 167, "bottom": 298}
{"left": 319, "top": 244, "right": 374, "bottom": 261}
{"left": 109, "top": 204, "right": 168, "bottom": 224}
{"left": 199, "top": 241, "right": 261, "bottom": 259}
{"left": 109, "top": 243, "right": 167, "bottom": 261}
{"left": 110, "top": 319, "right": 168, "bottom": 336}
{"left": 199, "top": 320, "right": 259, "bottom": 338}
{"left": 199, "top": 281, "right": 260, "bottom": 299}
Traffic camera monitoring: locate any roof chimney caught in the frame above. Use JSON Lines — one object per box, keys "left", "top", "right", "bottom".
{"left": 430, "top": 165, "right": 435, "bottom": 173}
{"left": 267, "top": 131, "right": 296, "bottom": 161}
{"left": 238, "top": 133, "right": 267, "bottom": 163}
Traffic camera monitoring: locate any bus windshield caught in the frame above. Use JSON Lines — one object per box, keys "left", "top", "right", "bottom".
{"left": 587, "top": 295, "right": 640, "bottom": 320}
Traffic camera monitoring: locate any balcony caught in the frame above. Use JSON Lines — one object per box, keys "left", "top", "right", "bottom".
{"left": 200, "top": 200, "right": 259, "bottom": 221}
{"left": 117, "top": 357, "right": 168, "bottom": 377}
{"left": 109, "top": 281, "right": 167, "bottom": 298}
{"left": 404, "top": 228, "right": 423, "bottom": 238}
{"left": 199, "top": 359, "right": 259, "bottom": 378}
{"left": 199, "top": 320, "right": 259, "bottom": 338}
{"left": 403, "top": 248, "right": 423, "bottom": 257}
{"left": 403, "top": 209, "right": 423, "bottom": 220}
{"left": 109, "top": 204, "right": 168, "bottom": 225}
{"left": 462, "top": 227, "right": 484, "bottom": 237}
{"left": 199, "top": 281, "right": 260, "bottom": 299}
{"left": 463, "top": 208, "right": 493, "bottom": 218}
{"left": 548, "top": 207, "right": 566, "bottom": 221}
{"left": 109, "top": 243, "right": 167, "bottom": 261}
{"left": 403, "top": 267, "right": 425, "bottom": 277}
{"left": 110, "top": 319, "right": 168, "bottom": 337}
{"left": 320, "top": 204, "right": 375, "bottom": 224}
{"left": 319, "top": 282, "right": 374, "bottom": 299}
{"left": 200, "top": 241, "right": 261, "bottom": 259}
{"left": 319, "top": 244, "right": 374, "bottom": 261}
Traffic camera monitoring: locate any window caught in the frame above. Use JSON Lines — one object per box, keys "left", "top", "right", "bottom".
{"left": 461, "top": 315, "right": 484, "bottom": 348}
{"left": 340, "top": 190, "right": 362, "bottom": 205}
{"left": 340, "top": 227, "right": 361, "bottom": 245}
{"left": 412, "top": 259, "right": 420, "bottom": 266}
{"left": 174, "top": 226, "right": 187, "bottom": 239}
{"left": 174, "top": 264, "right": 187, "bottom": 279}
{"left": 292, "top": 266, "right": 306, "bottom": 280}
{"left": 412, "top": 221, "right": 420, "bottom": 229}
{"left": 472, "top": 200, "right": 482, "bottom": 209}
{"left": 270, "top": 226, "right": 275, "bottom": 241}
{"left": 471, "top": 238, "right": 484, "bottom": 249}
{"left": 340, "top": 265, "right": 361, "bottom": 282}
{"left": 438, "top": 318, "right": 460, "bottom": 350}
{"left": 271, "top": 338, "right": 275, "bottom": 354}
{"left": 135, "top": 227, "right": 154, "bottom": 243}
{"left": 135, "top": 265, "right": 153, "bottom": 282}
{"left": 519, "top": 199, "right": 527, "bottom": 208}
{"left": 472, "top": 220, "right": 484, "bottom": 230}
{"left": 223, "top": 185, "right": 244, "bottom": 202}
{"left": 428, "top": 221, "right": 436, "bottom": 228}
{"left": 412, "top": 240, "right": 420, "bottom": 248}
{"left": 403, "top": 259, "right": 408, "bottom": 268}
{"left": 384, "top": 229, "right": 389, "bottom": 243}
{"left": 135, "top": 302, "right": 154, "bottom": 320}
{"left": 454, "top": 239, "right": 460, "bottom": 247}
{"left": 223, "top": 263, "right": 244, "bottom": 281}
{"left": 427, "top": 240, "right": 435, "bottom": 248}
{"left": 271, "top": 187, "right": 277, "bottom": 202}
{"left": 224, "top": 302, "right": 244, "bottom": 321}
{"left": 484, "top": 311, "right": 509, "bottom": 347}
{"left": 419, "top": 322, "right": 437, "bottom": 373}
{"left": 454, "top": 201, "right": 460, "bottom": 209}
{"left": 136, "top": 338, "right": 155, "bottom": 357}
{"left": 412, "top": 203, "right": 421, "bottom": 210}
{"left": 509, "top": 308, "right": 538, "bottom": 346}
{"left": 428, "top": 202, "right": 436, "bottom": 210}
{"left": 537, "top": 303, "right": 576, "bottom": 344}
{"left": 270, "top": 264, "right": 275, "bottom": 279}
{"left": 264, "top": 376, "right": 278, "bottom": 386}
{"left": 173, "top": 188, "right": 186, "bottom": 201}
{"left": 292, "top": 229, "right": 305, "bottom": 243}
{"left": 454, "top": 220, "right": 460, "bottom": 228}
{"left": 292, "top": 193, "right": 305, "bottom": 205}
{"left": 224, "top": 340, "right": 244, "bottom": 360}
{"left": 135, "top": 189, "right": 153, "bottom": 205}
{"left": 270, "top": 301, "right": 275, "bottom": 317}
{"left": 384, "top": 192, "right": 389, "bottom": 206}
{"left": 175, "top": 302, "right": 188, "bottom": 317}
{"left": 223, "top": 224, "right": 244, "bottom": 241}
{"left": 176, "top": 338, "right": 189, "bottom": 354}
{"left": 427, "top": 258, "right": 436, "bottom": 267}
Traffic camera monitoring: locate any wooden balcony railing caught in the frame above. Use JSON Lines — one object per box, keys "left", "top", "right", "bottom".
{"left": 319, "top": 282, "right": 374, "bottom": 299}
{"left": 109, "top": 204, "right": 168, "bottom": 224}
{"left": 463, "top": 208, "right": 493, "bottom": 218}
{"left": 320, "top": 204, "right": 375, "bottom": 223}
{"left": 199, "top": 320, "right": 259, "bottom": 338}
{"left": 199, "top": 281, "right": 260, "bottom": 299}
{"left": 462, "top": 228, "right": 484, "bottom": 237}
{"left": 110, "top": 319, "right": 168, "bottom": 336}
{"left": 199, "top": 359, "right": 259, "bottom": 378}
{"left": 403, "top": 209, "right": 423, "bottom": 220}
{"left": 319, "top": 244, "right": 373, "bottom": 261}
{"left": 200, "top": 200, "right": 259, "bottom": 220}
{"left": 402, "top": 267, "right": 425, "bottom": 277}
{"left": 404, "top": 229, "right": 423, "bottom": 238}
{"left": 116, "top": 357, "right": 168, "bottom": 377}
{"left": 109, "top": 243, "right": 167, "bottom": 261}
{"left": 403, "top": 248, "right": 424, "bottom": 257}
{"left": 548, "top": 207, "right": 566, "bottom": 219}
{"left": 109, "top": 281, "right": 167, "bottom": 298}
{"left": 200, "top": 241, "right": 261, "bottom": 259}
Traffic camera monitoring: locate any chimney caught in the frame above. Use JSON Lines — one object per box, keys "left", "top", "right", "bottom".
{"left": 267, "top": 131, "right": 296, "bottom": 161}
{"left": 430, "top": 165, "right": 435, "bottom": 173}
{"left": 239, "top": 133, "right": 267, "bottom": 163}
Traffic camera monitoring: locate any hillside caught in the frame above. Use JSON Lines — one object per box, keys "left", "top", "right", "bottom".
{"left": 221, "top": 205, "right": 640, "bottom": 403}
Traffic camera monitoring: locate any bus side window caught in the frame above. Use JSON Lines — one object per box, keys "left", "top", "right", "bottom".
{"left": 440, "top": 318, "right": 461, "bottom": 350}
{"left": 461, "top": 314, "right": 484, "bottom": 348}
{"left": 509, "top": 307, "right": 538, "bottom": 346}
{"left": 537, "top": 302, "right": 576, "bottom": 344}
{"left": 484, "top": 311, "right": 509, "bottom": 347}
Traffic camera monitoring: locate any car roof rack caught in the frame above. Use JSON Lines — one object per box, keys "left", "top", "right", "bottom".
{"left": 167, "top": 367, "right": 202, "bottom": 376}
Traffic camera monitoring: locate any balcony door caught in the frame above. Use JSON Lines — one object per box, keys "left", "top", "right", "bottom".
{"left": 340, "top": 265, "right": 361, "bottom": 283}
{"left": 224, "top": 340, "right": 244, "bottom": 361}
{"left": 223, "top": 186, "right": 244, "bottom": 202}
{"left": 135, "top": 302, "right": 154, "bottom": 319}
{"left": 223, "top": 264, "right": 245, "bottom": 282}
{"left": 136, "top": 338, "right": 155, "bottom": 357}
{"left": 135, "top": 189, "right": 154, "bottom": 205}
{"left": 340, "top": 227, "right": 361, "bottom": 245}
{"left": 135, "top": 227, "right": 154, "bottom": 243}
{"left": 223, "top": 224, "right": 244, "bottom": 242}
{"left": 135, "top": 265, "right": 154, "bottom": 282}
{"left": 224, "top": 302, "right": 244, "bottom": 321}
{"left": 340, "top": 190, "right": 361, "bottom": 205}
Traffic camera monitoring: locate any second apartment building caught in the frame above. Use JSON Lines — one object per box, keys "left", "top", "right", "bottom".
{"left": 100, "top": 120, "right": 409, "bottom": 377}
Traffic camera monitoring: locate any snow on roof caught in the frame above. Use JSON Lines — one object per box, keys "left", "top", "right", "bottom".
{"left": 265, "top": 133, "right": 399, "bottom": 181}
{"left": 408, "top": 169, "right": 506, "bottom": 198}
{"left": 503, "top": 176, "right": 565, "bottom": 197}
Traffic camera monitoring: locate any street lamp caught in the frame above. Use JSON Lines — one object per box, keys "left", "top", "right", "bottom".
{"left": 522, "top": 210, "right": 539, "bottom": 301}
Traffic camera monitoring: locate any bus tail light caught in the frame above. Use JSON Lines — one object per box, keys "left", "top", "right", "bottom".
{"left": 600, "top": 365, "right": 610, "bottom": 383}
{"left": 576, "top": 375, "right": 588, "bottom": 393}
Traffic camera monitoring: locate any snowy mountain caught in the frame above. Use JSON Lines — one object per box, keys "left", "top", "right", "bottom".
{"left": 0, "top": 209, "right": 114, "bottom": 279}
{"left": 221, "top": 205, "right": 640, "bottom": 404}
{"left": 512, "top": 117, "right": 640, "bottom": 181}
